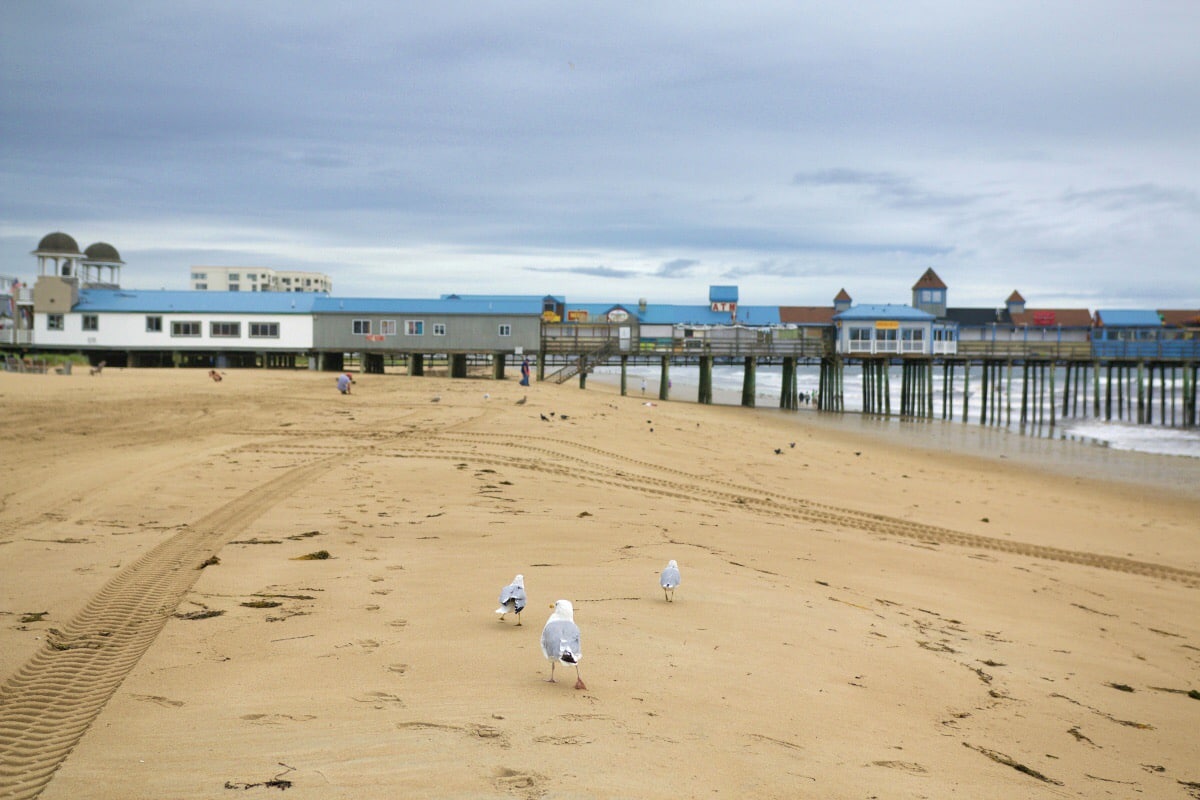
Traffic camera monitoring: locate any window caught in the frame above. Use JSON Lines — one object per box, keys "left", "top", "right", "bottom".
{"left": 849, "top": 327, "right": 871, "bottom": 342}
{"left": 210, "top": 322, "right": 240, "bottom": 337}
{"left": 498, "top": 324, "right": 512, "bottom": 337}
{"left": 406, "top": 320, "right": 424, "bottom": 336}
{"left": 250, "top": 322, "right": 280, "bottom": 338}
{"left": 146, "top": 315, "right": 163, "bottom": 332}
{"left": 353, "top": 319, "right": 371, "bottom": 335}
{"left": 380, "top": 320, "right": 397, "bottom": 336}
{"left": 228, "top": 284, "right": 239, "bottom": 292}
{"left": 901, "top": 328, "right": 924, "bottom": 341}
{"left": 433, "top": 323, "right": 447, "bottom": 336}
{"left": 195, "top": 283, "right": 208, "bottom": 290}
{"left": 47, "top": 314, "right": 64, "bottom": 331}
{"left": 172, "top": 321, "right": 201, "bottom": 337}
{"left": 192, "top": 272, "right": 207, "bottom": 281}
{"left": 228, "top": 273, "right": 240, "bottom": 281}
{"left": 82, "top": 315, "right": 99, "bottom": 331}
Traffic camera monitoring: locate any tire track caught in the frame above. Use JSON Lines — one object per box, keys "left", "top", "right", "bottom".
{"left": 0, "top": 458, "right": 335, "bottom": 800}
{"left": 236, "top": 432, "right": 1200, "bottom": 588}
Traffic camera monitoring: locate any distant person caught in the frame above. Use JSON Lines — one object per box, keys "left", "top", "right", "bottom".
{"left": 336, "top": 373, "right": 354, "bottom": 394}
{"left": 519, "top": 356, "right": 531, "bottom": 386}
{"left": 640, "top": 377, "right": 647, "bottom": 396}
{"left": 208, "top": 370, "right": 222, "bottom": 382}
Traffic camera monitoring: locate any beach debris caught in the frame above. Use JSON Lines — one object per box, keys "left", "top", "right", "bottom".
{"left": 559, "top": 414, "right": 569, "bottom": 420}
{"left": 1148, "top": 686, "right": 1200, "bottom": 700}
{"left": 541, "top": 599, "right": 586, "bottom": 689}
{"left": 197, "top": 555, "right": 220, "bottom": 569}
{"left": 224, "top": 762, "right": 295, "bottom": 791}
{"left": 660, "top": 560, "right": 680, "bottom": 602}
{"left": 241, "top": 600, "right": 282, "bottom": 608}
{"left": 789, "top": 442, "right": 796, "bottom": 448}
{"left": 287, "top": 530, "right": 323, "bottom": 540}
{"left": 577, "top": 511, "right": 592, "bottom": 517}
{"left": 962, "top": 742, "right": 1062, "bottom": 785}
{"left": 19, "top": 611, "right": 49, "bottom": 623}
{"left": 174, "top": 609, "right": 224, "bottom": 620}
{"left": 293, "top": 550, "right": 331, "bottom": 560}
{"left": 431, "top": 395, "right": 441, "bottom": 403}
{"left": 1106, "top": 682, "right": 1135, "bottom": 692}
{"left": 230, "top": 537, "right": 283, "bottom": 545}
{"left": 496, "top": 574, "right": 526, "bottom": 625}
{"left": 1068, "top": 726, "right": 1097, "bottom": 746}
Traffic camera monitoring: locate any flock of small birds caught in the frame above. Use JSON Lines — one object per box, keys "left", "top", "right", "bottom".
{"left": 495, "top": 560, "right": 682, "bottom": 690}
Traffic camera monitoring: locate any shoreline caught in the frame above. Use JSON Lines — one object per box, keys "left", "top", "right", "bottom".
{"left": 584, "top": 368, "right": 1200, "bottom": 501}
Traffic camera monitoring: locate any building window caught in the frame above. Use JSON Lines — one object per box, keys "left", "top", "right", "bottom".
{"left": 172, "top": 321, "right": 201, "bottom": 337}
{"left": 250, "top": 322, "right": 280, "bottom": 338}
{"left": 146, "top": 315, "right": 163, "bottom": 332}
{"left": 353, "top": 319, "right": 371, "bottom": 335}
{"left": 47, "top": 314, "right": 64, "bottom": 331}
{"left": 380, "top": 320, "right": 397, "bottom": 336}
{"left": 433, "top": 323, "right": 447, "bottom": 336}
{"left": 195, "top": 283, "right": 208, "bottom": 290}
{"left": 498, "top": 324, "right": 512, "bottom": 337}
{"left": 406, "top": 320, "right": 424, "bottom": 336}
{"left": 210, "top": 322, "right": 241, "bottom": 337}
{"left": 849, "top": 327, "right": 871, "bottom": 342}
{"left": 82, "top": 315, "right": 99, "bottom": 331}
{"left": 192, "top": 272, "right": 207, "bottom": 281}
{"left": 228, "top": 273, "right": 240, "bottom": 281}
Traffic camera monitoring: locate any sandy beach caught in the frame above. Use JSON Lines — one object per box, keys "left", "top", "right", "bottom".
{"left": 1, "top": 367, "right": 1198, "bottom": 799}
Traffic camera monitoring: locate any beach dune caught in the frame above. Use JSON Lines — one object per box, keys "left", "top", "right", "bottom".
{"left": 1, "top": 369, "right": 1197, "bottom": 799}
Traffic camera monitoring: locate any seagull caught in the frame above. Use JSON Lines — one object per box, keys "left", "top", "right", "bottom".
{"left": 540, "top": 413, "right": 549, "bottom": 421}
{"left": 515, "top": 396, "right": 527, "bottom": 405}
{"left": 789, "top": 442, "right": 796, "bottom": 448}
{"left": 660, "top": 560, "right": 681, "bottom": 602}
{"left": 559, "top": 414, "right": 569, "bottom": 421}
{"left": 774, "top": 448, "right": 782, "bottom": 455}
{"left": 541, "top": 600, "right": 586, "bottom": 689}
{"left": 431, "top": 395, "right": 441, "bottom": 403}
{"left": 495, "top": 574, "right": 526, "bottom": 625}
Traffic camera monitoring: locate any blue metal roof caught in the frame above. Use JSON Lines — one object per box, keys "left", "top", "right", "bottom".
{"left": 313, "top": 297, "right": 542, "bottom": 315}
{"left": 75, "top": 289, "right": 321, "bottom": 313}
{"left": 636, "top": 304, "right": 781, "bottom": 326}
{"left": 440, "top": 294, "right": 565, "bottom": 304}
{"left": 833, "top": 304, "right": 935, "bottom": 321}
{"left": 1095, "top": 309, "right": 1162, "bottom": 327}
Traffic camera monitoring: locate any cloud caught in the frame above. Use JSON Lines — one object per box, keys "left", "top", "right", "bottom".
{"left": 1061, "top": 183, "right": 1200, "bottom": 214}
{"left": 523, "top": 265, "right": 642, "bottom": 280}
{"left": 656, "top": 258, "right": 700, "bottom": 277}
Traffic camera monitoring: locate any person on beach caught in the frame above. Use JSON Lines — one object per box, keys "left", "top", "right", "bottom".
{"left": 519, "top": 357, "right": 531, "bottom": 387}
{"left": 336, "top": 373, "right": 354, "bottom": 394}
{"left": 640, "top": 377, "right": 647, "bottom": 396}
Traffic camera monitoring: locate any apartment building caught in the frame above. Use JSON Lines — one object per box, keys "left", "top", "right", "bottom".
{"left": 190, "top": 267, "right": 331, "bottom": 293}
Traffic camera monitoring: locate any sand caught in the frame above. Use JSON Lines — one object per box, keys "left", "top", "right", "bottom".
{"left": 1, "top": 367, "right": 1198, "bottom": 799}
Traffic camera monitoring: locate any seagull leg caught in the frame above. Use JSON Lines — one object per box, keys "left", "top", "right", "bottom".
{"left": 515, "top": 613, "right": 522, "bottom": 626}
{"left": 546, "top": 662, "right": 557, "bottom": 683}
{"left": 574, "top": 666, "right": 587, "bottom": 691}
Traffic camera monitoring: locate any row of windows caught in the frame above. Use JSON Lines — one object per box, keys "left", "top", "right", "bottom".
{"left": 350, "top": 320, "right": 512, "bottom": 337}
{"left": 45, "top": 315, "right": 280, "bottom": 338}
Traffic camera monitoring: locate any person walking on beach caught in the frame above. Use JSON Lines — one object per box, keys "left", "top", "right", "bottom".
{"left": 640, "top": 377, "right": 647, "bottom": 396}
{"left": 519, "top": 356, "right": 531, "bottom": 387}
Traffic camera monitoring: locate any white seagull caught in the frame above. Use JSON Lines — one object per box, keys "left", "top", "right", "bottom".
{"left": 660, "top": 560, "right": 681, "bottom": 602}
{"left": 541, "top": 599, "right": 586, "bottom": 690}
{"left": 495, "top": 574, "right": 526, "bottom": 625}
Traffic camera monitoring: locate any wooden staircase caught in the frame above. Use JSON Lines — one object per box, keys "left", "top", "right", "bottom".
{"left": 548, "top": 340, "right": 619, "bottom": 384}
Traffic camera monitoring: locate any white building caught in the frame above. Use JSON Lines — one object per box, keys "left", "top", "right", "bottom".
{"left": 190, "top": 267, "right": 332, "bottom": 294}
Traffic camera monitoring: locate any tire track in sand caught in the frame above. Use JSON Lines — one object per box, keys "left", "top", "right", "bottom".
{"left": 0, "top": 458, "right": 335, "bottom": 800}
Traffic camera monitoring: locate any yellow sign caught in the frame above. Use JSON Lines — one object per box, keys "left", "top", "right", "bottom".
{"left": 875, "top": 320, "right": 900, "bottom": 330}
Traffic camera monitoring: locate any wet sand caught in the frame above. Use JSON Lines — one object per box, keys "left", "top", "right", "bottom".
{"left": 1, "top": 368, "right": 1198, "bottom": 799}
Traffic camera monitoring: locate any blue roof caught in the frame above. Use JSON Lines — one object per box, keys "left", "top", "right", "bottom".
{"left": 441, "top": 294, "right": 565, "bottom": 304}
{"left": 75, "top": 289, "right": 321, "bottom": 313}
{"left": 313, "top": 297, "right": 543, "bottom": 315}
{"left": 834, "top": 304, "right": 936, "bottom": 321}
{"left": 1096, "top": 309, "right": 1162, "bottom": 327}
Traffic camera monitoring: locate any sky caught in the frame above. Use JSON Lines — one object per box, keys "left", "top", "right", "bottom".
{"left": 2, "top": 1, "right": 1198, "bottom": 310}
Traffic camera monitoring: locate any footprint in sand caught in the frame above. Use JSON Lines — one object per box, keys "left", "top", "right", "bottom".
{"left": 387, "top": 663, "right": 409, "bottom": 674}
{"left": 353, "top": 691, "right": 405, "bottom": 708}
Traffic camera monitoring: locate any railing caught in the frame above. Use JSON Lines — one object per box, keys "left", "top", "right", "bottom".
{"left": 955, "top": 341, "right": 1093, "bottom": 360}
{"left": 1092, "top": 340, "right": 1200, "bottom": 360}
{"left": 0, "top": 329, "right": 34, "bottom": 346}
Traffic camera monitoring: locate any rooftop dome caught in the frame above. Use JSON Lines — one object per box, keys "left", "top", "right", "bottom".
{"left": 36, "top": 231, "right": 82, "bottom": 255}
{"left": 84, "top": 242, "right": 124, "bottom": 264}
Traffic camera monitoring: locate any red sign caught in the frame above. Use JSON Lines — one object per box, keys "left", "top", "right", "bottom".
{"left": 365, "top": 334, "right": 385, "bottom": 341}
{"left": 566, "top": 310, "right": 588, "bottom": 322}
{"left": 1031, "top": 311, "right": 1057, "bottom": 326}
{"left": 711, "top": 302, "right": 736, "bottom": 313}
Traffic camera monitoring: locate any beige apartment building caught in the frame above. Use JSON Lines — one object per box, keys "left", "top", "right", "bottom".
{"left": 190, "top": 267, "right": 331, "bottom": 293}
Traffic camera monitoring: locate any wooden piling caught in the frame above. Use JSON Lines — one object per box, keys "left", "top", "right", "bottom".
{"left": 659, "top": 356, "right": 671, "bottom": 401}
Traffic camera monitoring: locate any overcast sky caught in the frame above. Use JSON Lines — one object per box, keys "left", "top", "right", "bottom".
{"left": 2, "top": 1, "right": 1198, "bottom": 309}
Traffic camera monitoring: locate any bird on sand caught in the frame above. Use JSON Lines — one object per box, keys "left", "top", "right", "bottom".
{"left": 515, "top": 396, "right": 527, "bottom": 405}
{"left": 774, "top": 448, "right": 782, "bottom": 455}
{"left": 660, "top": 560, "right": 681, "bottom": 602}
{"left": 495, "top": 574, "right": 526, "bottom": 625}
{"left": 540, "top": 413, "right": 550, "bottom": 421}
{"left": 431, "top": 395, "right": 441, "bottom": 403}
{"left": 541, "top": 600, "right": 586, "bottom": 689}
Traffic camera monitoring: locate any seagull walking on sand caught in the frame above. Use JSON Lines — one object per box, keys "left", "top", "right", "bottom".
{"left": 495, "top": 574, "right": 526, "bottom": 625}
{"left": 541, "top": 600, "right": 586, "bottom": 689}
{"left": 660, "top": 559, "right": 681, "bottom": 602}
{"left": 515, "top": 395, "right": 527, "bottom": 405}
